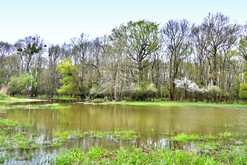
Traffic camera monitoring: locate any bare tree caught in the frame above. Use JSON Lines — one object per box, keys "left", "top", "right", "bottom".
{"left": 191, "top": 25, "right": 209, "bottom": 86}
{"left": 14, "top": 35, "right": 47, "bottom": 96}
{"left": 201, "top": 13, "right": 241, "bottom": 86}
{"left": 162, "top": 19, "right": 192, "bottom": 100}
{"left": 0, "top": 42, "right": 15, "bottom": 86}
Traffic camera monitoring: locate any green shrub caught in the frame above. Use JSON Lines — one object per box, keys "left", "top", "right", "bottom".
{"left": 239, "top": 83, "right": 247, "bottom": 100}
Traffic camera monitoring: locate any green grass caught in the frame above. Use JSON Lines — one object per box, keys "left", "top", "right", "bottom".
{"left": 0, "top": 93, "right": 9, "bottom": 99}
{"left": 52, "top": 148, "right": 84, "bottom": 164}
{"left": 0, "top": 94, "right": 41, "bottom": 103}
{"left": 50, "top": 95, "right": 77, "bottom": 100}
{"left": 54, "top": 130, "right": 69, "bottom": 140}
{"left": 167, "top": 131, "right": 243, "bottom": 142}
{"left": 0, "top": 103, "right": 69, "bottom": 111}
{"left": 170, "top": 133, "right": 200, "bottom": 142}
{"left": 108, "top": 100, "right": 247, "bottom": 108}
{"left": 52, "top": 147, "right": 221, "bottom": 164}
{"left": 1, "top": 115, "right": 246, "bottom": 164}
{"left": 112, "top": 130, "right": 139, "bottom": 140}
{"left": 51, "top": 142, "right": 247, "bottom": 164}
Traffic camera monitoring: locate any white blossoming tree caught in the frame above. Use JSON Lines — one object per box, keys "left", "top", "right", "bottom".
{"left": 174, "top": 77, "right": 207, "bottom": 101}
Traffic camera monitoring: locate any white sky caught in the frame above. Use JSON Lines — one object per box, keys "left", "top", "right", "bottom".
{"left": 0, "top": 0, "right": 246, "bottom": 45}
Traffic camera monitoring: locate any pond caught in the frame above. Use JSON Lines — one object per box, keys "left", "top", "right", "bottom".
{"left": 1, "top": 103, "right": 247, "bottom": 163}
{"left": 3, "top": 103, "right": 247, "bottom": 135}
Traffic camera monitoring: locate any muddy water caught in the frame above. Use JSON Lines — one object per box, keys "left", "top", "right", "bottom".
{"left": 3, "top": 103, "right": 247, "bottom": 135}
{"left": 1, "top": 103, "right": 247, "bottom": 163}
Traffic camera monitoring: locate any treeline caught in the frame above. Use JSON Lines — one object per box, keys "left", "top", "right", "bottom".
{"left": 0, "top": 13, "right": 247, "bottom": 102}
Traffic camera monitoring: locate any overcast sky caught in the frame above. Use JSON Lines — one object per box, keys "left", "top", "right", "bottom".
{"left": 1, "top": 0, "right": 246, "bottom": 45}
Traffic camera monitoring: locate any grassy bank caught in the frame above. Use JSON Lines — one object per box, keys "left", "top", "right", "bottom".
{"left": 1, "top": 93, "right": 247, "bottom": 108}
{"left": 107, "top": 100, "right": 247, "bottom": 108}
{"left": 0, "top": 93, "right": 42, "bottom": 103}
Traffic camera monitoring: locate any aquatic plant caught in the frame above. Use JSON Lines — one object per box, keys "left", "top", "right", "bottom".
{"left": 0, "top": 118, "right": 20, "bottom": 127}
{"left": 170, "top": 133, "right": 199, "bottom": 142}
{"left": 218, "top": 131, "right": 233, "bottom": 138}
{"left": 53, "top": 148, "right": 84, "bottom": 165}
{"left": 112, "top": 130, "right": 139, "bottom": 140}
{"left": 52, "top": 147, "right": 220, "bottom": 164}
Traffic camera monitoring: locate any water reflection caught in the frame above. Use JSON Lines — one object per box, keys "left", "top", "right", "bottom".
{"left": 2, "top": 103, "right": 247, "bottom": 163}
{"left": 2, "top": 103, "right": 247, "bottom": 136}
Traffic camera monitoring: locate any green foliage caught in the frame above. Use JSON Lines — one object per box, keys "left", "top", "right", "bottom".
{"left": 207, "top": 85, "right": 221, "bottom": 94}
{"left": 131, "top": 82, "right": 158, "bottom": 100}
{"left": 0, "top": 118, "right": 19, "bottom": 127}
{"left": 243, "top": 71, "right": 247, "bottom": 82}
{"left": 112, "top": 130, "right": 139, "bottom": 140}
{"left": 53, "top": 148, "right": 84, "bottom": 165}
{"left": 0, "top": 153, "right": 11, "bottom": 164}
{"left": 86, "top": 146, "right": 103, "bottom": 160}
{"left": 109, "top": 100, "right": 247, "bottom": 108}
{"left": 0, "top": 93, "right": 9, "bottom": 100}
{"left": 218, "top": 131, "right": 233, "bottom": 138}
{"left": 110, "top": 20, "right": 159, "bottom": 81}
{"left": 239, "top": 37, "right": 247, "bottom": 62}
{"left": 8, "top": 73, "right": 35, "bottom": 95}
{"left": 12, "top": 133, "right": 29, "bottom": 149}
{"left": 239, "top": 83, "right": 247, "bottom": 100}
{"left": 53, "top": 147, "right": 219, "bottom": 164}
{"left": 54, "top": 130, "right": 69, "bottom": 140}
{"left": 171, "top": 133, "right": 199, "bottom": 142}
{"left": 56, "top": 59, "right": 88, "bottom": 99}
{"left": 206, "top": 85, "right": 221, "bottom": 102}
{"left": 91, "top": 98, "right": 109, "bottom": 103}
{"left": 56, "top": 59, "right": 77, "bottom": 96}
{"left": 110, "top": 20, "right": 159, "bottom": 50}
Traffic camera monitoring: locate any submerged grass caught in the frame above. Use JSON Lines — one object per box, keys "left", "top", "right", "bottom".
{"left": 0, "top": 118, "right": 31, "bottom": 128}
{"left": 1, "top": 112, "right": 247, "bottom": 164}
{"left": 49, "top": 131, "right": 247, "bottom": 164}
{"left": 54, "top": 129, "right": 139, "bottom": 141}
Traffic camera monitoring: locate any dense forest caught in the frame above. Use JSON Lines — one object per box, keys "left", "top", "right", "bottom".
{"left": 0, "top": 13, "right": 247, "bottom": 102}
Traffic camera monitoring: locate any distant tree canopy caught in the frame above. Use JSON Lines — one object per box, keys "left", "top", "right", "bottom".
{"left": 0, "top": 13, "right": 247, "bottom": 102}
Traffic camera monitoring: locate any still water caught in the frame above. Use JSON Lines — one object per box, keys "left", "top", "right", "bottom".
{"left": 3, "top": 103, "right": 247, "bottom": 135}
{"left": 2, "top": 103, "right": 247, "bottom": 163}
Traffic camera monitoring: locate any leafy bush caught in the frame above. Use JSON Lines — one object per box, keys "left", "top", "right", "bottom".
{"left": 206, "top": 85, "right": 221, "bottom": 102}
{"left": 8, "top": 73, "right": 35, "bottom": 95}
{"left": 130, "top": 82, "right": 157, "bottom": 100}
{"left": 207, "top": 85, "right": 221, "bottom": 93}
{"left": 239, "top": 83, "right": 247, "bottom": 100}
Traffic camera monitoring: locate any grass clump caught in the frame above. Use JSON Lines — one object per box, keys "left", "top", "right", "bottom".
{"left": 0, "top": 93, "right": 9, "bottom": 100}
{"left": 52, "top": 145, "right": 247, "bottom": 164}
{"left": 170, "top": 133, "right": 200, "bottom": 142}
{"left": 52, "top": 147, "right": 220, "bottom": 164}
{"left": 53, "top": 148, "right": 84, "bottom": 165}
{"left": 54, "top": 130, "right": 69, "bottom": 140}
{"left": 218, "top": 131, "right": 233, "bottom": 138}
{"left": 0, "top": 118, "right": 19, "bottom": 127}
{"left": 112, "top": 130, "right": 139, "bottom": 140}
{"left": 0, "top": 117, "right": 31, "bottom": 128}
